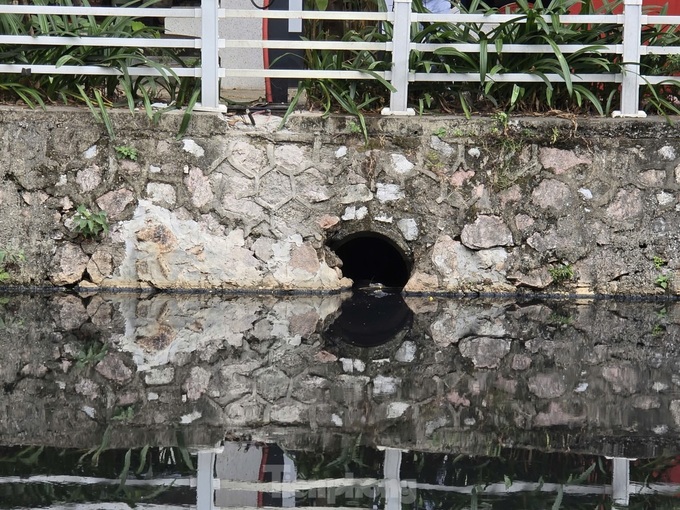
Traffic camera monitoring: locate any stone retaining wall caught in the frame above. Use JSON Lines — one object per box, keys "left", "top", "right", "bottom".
{"left": 1, "top": 107, "right": 680, "bottom": 294}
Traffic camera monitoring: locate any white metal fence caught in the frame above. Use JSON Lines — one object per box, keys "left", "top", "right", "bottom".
{"left": 0, "top": 0, "right": 679, "bottom": 116}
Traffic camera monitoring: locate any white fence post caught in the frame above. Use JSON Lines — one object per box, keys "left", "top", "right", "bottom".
{"left": 197, "top": 450, "right": 216, "bottom": 510}
{"left": 197, "top": 0, "right": 224, "bottom": 111}
{"left": 382, "top": 0, "right": 415, "bottom": 116}
{"left": 612, "top": 457, "right": 631, "bottom": 507}
{"left": 613, "top": 0, "right": 646, "bottom": 117}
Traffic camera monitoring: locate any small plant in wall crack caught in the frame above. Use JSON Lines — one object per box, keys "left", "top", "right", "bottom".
{"left": 73, "top": 205, "right": 109, "bottom": 238}
{"left": 346, "top": 119, "right": 363, "bottom": 136}
{"left": 549, "top": 263, "right": 574, "bottom": 284}
{"left": 432, "top": 127, "right": 447, "bottom": 138}
{"left": 655, "top": 274, "right": 670, "bottom": 290}
{"left": 653, "top": 256, "right": 671, "bottom": 291}
{"left": 653, "top": 256, "right": 667, "bottom": 270}
{"left": 0, "top": 248, "right": 25, "bottom": 283}
{"left": 115, "top": 145, "right": 138, "bottom": 161}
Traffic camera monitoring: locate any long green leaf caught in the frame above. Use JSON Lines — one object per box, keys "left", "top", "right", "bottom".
{"left": 177, "top": 86, "right": 200, "bottom": 139}
{"left": 541, "top": 35, "right": 573, "bottom": 94}
{"left": 94, "top": 89, "right": 115, "bottom": 139}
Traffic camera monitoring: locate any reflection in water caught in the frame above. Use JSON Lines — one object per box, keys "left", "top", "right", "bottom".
{"left": 1, "top": 291, "right": 680, "bottom": 508}
{"left": 324, "top": 288, "right": 413, "bottom": 347}
{"left": 3, "top": 440, "right": 680, "bottom": 509}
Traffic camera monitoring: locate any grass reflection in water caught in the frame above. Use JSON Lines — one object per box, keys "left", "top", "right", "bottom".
{"left": 0, "top": 435, "right": 196, "bottom": 508}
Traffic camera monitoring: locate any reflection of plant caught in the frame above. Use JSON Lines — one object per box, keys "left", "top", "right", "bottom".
{"left": 112, "top": 406, "right": 135, "bottom": 422}
{"left": 0, "top": 428, "right": 197, "bottom": 507}
{"left": 548, "top": 312, "right": 573, "bottom": 326}
{"left": 293, "top": 434, "right": 380, "bottom": 481}
{"left": 75, "top": 341, "right": 108, "bottom": 368}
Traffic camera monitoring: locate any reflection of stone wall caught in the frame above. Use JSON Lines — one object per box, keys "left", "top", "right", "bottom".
{"left": 1, "top": 109, "right": 680, "bottom": 294}
{"left": 2, "top": 292, "right": 680, "bottom": 457}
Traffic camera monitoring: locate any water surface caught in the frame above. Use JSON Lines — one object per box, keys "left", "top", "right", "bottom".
{"left": 1, "top": 291, "right": 679, "bottom": 508}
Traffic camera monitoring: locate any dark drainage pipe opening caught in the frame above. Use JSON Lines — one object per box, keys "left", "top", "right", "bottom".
{"left": 330, "top": 232, "right": 412, "bottom": 289}
{"left": 325, "top": 232, "right": 413, "bottom": 347}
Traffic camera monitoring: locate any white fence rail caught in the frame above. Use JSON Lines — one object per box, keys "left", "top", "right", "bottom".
{"left": 0, "top": 0, "right": 679, "bottom": 116}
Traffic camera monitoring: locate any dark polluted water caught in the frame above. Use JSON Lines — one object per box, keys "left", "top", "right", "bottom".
{"left": 1, "top": 290, "right": 680, "bottom": 508}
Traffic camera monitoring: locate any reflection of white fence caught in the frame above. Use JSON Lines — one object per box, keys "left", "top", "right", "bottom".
{"left": 1, "top": 451, "right": 680, "bottom": 508}
{"left": 0, "top": 0, "right": 679, "bottom": 116}
{"left": 209, "top": 449, "right": 680, "bottom": 509}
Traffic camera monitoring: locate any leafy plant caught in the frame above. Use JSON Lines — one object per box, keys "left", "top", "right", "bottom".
{"left": 655, "top": 274, "right": 670, "bottom": 290}
{"left": 280, "top": 9, "right": 396, "bottom": 142}
{"left": 425, "top": 150, "right": 445, "bottom": 172}
{"left": 548, "top": 312, "right": 573, "bottom": 325}
{"left": 0, "top": 248, "right": 25, "bottom": 283}
{"left": 433, "top": 126, "right": 447, "bottom": 138}
{"left": 0, "top": 0, "right": 202, "bottom": 138}
{"left": 652, "top": 323, "right": 666, "bottom": 336}
{"left": 285, "top": 0, "right": 680, "bottom": 121}
{"left": 653, "top": 256, "right": 667, "bottom": 270}
{"left": 112, "top": 406, "right": 135, "bottom": 422}
{"left": 550, "top": 126, "right": 559, "bottom": 144}
{"left": 75, "top": 341, "right": 108, "bottom": 368}
{"left": 549, "top": 263, "right": 574, "bottom": 284}
{"left": 347, "top": 119, "right": 363, "bottom": 134}
{"left": 115, "top": 145, "right": 138, "bottom": 161}
{"left": 73, "top": 205, "right": 110, "bottom": 238}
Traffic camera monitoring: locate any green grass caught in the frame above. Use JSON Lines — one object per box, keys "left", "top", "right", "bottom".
{"left": 0, "top": 0, "right": 201, "bottom": 138}
{"left": 283, "top": 0, "right": 680, "bottom": 123}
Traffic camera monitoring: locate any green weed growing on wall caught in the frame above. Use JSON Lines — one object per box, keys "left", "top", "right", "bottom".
{"left": 73, "top": 205, "right": 110, "bottom": 238}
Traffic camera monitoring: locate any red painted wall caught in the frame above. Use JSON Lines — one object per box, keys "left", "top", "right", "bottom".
{"left": 585, "top": 0, "right": 680, "bottom": 14}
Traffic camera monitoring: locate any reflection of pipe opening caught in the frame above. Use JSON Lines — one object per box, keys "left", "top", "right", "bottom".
{"left": 329, "top": 232, "right": 412, "bottom": 289}
{"left": 324, "top": 291, "right": 413, "bottom": 348}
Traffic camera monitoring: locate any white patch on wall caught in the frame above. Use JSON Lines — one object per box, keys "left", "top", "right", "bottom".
{"left": 394, "top": 341, "right": 417, "bottom": 362}
{"left": 375, "top": 215, "right": 393, "bottom": 223}
{"left": 180, "top": 411, "right": 202, "bottom": 424}
{"left": 182, "top": 139, "right": 205, "bottom": 158}
{"left": 391, "top": 154, "right": 415, "bottom": 175}
{"left": 658, "top": 145, "right": 676, "bottom": 160}
{"left": 373, "top": 375, "right": 398, "bottom": 395}
{"left": 340, "top": 358, "right": 365, "bottom": 373}
{"left": 83, "top": 145, "right": 98, "bottom": 159}
{"left": 81, "top": 406, "right": 96, "bottom": 419}
{"left": 376, "top": 183, "right": 405, "bottom": 203}
{"left": 397, "top": 218, "right": 419, "bottom": 241}
{"left": 578, "top": 188, "right": 593, "bottom": 200}
{"left": 342, "top": 206, "right": 368, "bottom": 220}
{"left": 386, "top": 402, "right": 410, "bottom": 419}
{"left": 657, "top": 192, "right": 675, "bottom": 206}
